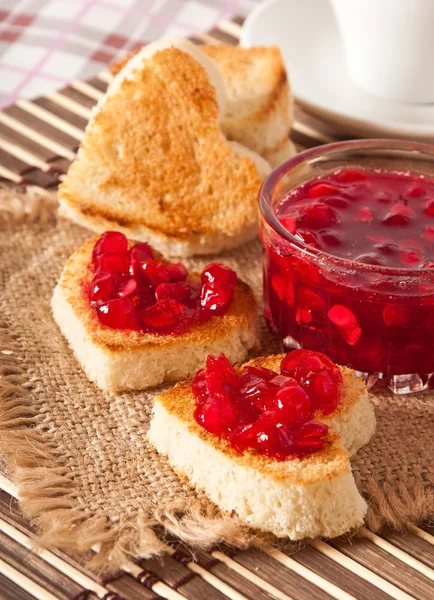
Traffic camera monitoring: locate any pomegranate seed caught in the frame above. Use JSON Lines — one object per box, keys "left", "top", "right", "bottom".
{"left": 239, "top": 378, "right": 277, "bottom": 411}
{"left": 341, "top": 325, "right": 362, "bottom": 345}
{"left": 424, "top": 226, "right": 434, "bottom": 242}
{"left": 299, "top": 203, "right": 338, "bottom": 229}
{"left": 200, "top": 283, "right": 234, "bottom": 315}
{"left": 391, "top": 203, "right": 414, "bottom": 217}
{"left": 335, "top": 168, "right": 366, "bottom": 183}
{"left": 136, "top": 260, "right": 170, "bottom": 286}
{"left": 201, "top": 263, "right": 237, "bottom": 288}
{"left": 299, "top": 287, "right": 325, "bottom": 310}
{"left": 117, "top": 277, "right": 137, "bottom": 297}
{"left": 296, "top": 354, "right": 326, "bottom": 379}
{"left": 89, "top": 273, "right": 115, "bottom": 302}
{"left": 293, "top": 420, "right": 329, "bottom": 438}
{"left": 354, "top": 253, "right": 385, "bottom": 266}
{"left": 398, "top": 249, "right": 422, "bottom": 267}
{"left": 319, "top": 230, "right": 342, "bottom": 247}
{"left": 424, "top": 198, "right": 434, "bottom": 216}
{"left": 382, "top": 204, "right": 413, "bottom": 226}
{"left": 129, "top": 242, "right": 154, "bottom": 263}
{"left": 275, "top": 384, "right": 311, "bottom": 425}
{"left": 200, "top": 263, "right": 237, "bottom": 315}
{"left": 206, "top": 354, "right": 239, "bottom": 389}
{"left": 281, "top": 350, "right": 316, "bottom": 378}
{"left": 167, "top": 262, "right": 188, "bottom": 282}
{"left": 375, "top": 243, "right": 398, "bottom": 255}
{"left": 301, "top": 369, "right": 340, "bottom": 414}
{"left": 403, "top": 184, "right": 424, "bottom": 198}
{"left": 323, "top": 197, "right": 350, "bottom": 209}
{"left": 382, "top": 212, "right": 411, "bottom": 226}
{"left": 240, "top": 366, "right": 278, "bottom": 381}
{"left": 230, "top": 412, "right": 295, "bottom": 460}
{"left": 293, "top": 421, "right": 328, "bottom": 452}
{"left": 192, "top": 368, "right": 207, "bottom": 402}
{"left": 327, "top": 304, "right": 357, "bottom": 329}
{"left": 194, "top": 395, "right": 238, "bottom": 436}
{"left": 383, "top": 304, "right": 410, "bottom": 326}
{"left": 135, "top": 288, "right": 157, "bottom": 310}
{"left": 155, "top": 282, "right": 192, "bottom": 303}
{"left": 270, "top": 374, "right": 297, "bottom": 387}
{"left": 281, "top": 349, "right": 342, "bottom": 384}
{"left": 96, "top": 297, "right": 135, "bottom": 329}
{"left": 95, "top": 252, "right": 129, "bottom": 276}
{"left": 280, "top": 216, "right": 296, "bottom": 234}
{"left": 140, "top": 298, "right": 184, "bottom": 329}
{"left": 92, "top": 231, "right": 128, "bottom": 263}
{"left": 355, "top": 207, "right": 373, "bottom": 222}
{"left": 307, "top": 182, "right": 337, "bottom": 197}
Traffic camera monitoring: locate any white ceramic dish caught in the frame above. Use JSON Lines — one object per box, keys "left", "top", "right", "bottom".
{"left": 241, "top": 0, "right": 434, "bottom": 142}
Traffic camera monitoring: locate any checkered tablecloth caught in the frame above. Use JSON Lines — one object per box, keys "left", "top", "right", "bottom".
{"left": 0, "top": 0, "right": 260, "bottom": 109}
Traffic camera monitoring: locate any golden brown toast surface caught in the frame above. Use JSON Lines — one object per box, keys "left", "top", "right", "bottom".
{"left": 59, "top": 47, "right": 263, "bottom": 241}
{"left": 156, "top": 354, "right": 364, "bottom": 484}
{"left": 59, "top": 237, "right": 257, "bottom": 352}
{"left": 201, "top": 45, "right": 289, "bottom": 120}
{"left": 112, "top": 45, "right": 289, "bottom": 123}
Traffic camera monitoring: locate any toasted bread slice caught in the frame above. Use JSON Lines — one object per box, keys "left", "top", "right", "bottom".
{"left": 58, "top": 39, "right": 270, "bottom": 257}
{"left": 111, "top": 44, "right": 294, "bottom": 164}
{"left": 148, "top": 355, "right": 375, "bottom": 540}
{"left": 201, "top": 45, "right": 293, "bottom": 157}
{"left": 51, "top": 237, "right": 258, "bottom": 392}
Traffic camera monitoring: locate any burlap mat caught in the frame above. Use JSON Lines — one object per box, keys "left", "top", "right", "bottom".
{"left": 0, "top": 185, "right": 433, "bottom": 571}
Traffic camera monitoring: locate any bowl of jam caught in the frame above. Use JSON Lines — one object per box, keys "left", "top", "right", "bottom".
{"left": 259, "top": 139, "right": 434, "bottom": 394}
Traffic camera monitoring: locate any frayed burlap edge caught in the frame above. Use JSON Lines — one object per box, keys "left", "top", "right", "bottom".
{"left": 0, "top": 303, "right": 263, "bottom": 571}
{"left": 0, "top": 183, "right": 432, "bottom": 572}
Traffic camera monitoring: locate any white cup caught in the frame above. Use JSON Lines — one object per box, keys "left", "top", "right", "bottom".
{"left": 331, "top": 0, "right": 434, "bottom": 104}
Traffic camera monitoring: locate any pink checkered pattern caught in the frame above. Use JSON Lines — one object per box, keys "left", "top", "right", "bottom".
{"left": 0, "top": 0, "right": 260, "bottom": 108}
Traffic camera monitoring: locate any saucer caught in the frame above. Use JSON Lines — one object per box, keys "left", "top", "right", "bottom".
{"left": 241, "top": 0, "right": 434, "bottom": 142}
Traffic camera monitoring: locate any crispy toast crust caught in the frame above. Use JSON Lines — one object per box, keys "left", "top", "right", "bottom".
{"left": 154, "top": 355, "right": 367, "bottom": 485}
{"left": 58, "top": 47, "right": 263, "bottom": 242}
{"left": 58, "top": 237, "right": 257, "bottom": 353}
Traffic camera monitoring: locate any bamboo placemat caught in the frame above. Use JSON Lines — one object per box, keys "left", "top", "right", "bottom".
{"left": 0, "top": 13, "right": 433, "bottom": 600}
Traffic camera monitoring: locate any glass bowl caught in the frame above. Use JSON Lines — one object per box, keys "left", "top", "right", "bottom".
{"left": 259, "top": 139, "right": 434, "bottom": 394}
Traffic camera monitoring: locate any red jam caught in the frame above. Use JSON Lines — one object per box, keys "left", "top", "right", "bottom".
{"left": 88, "top": 232, "right": 237, "bottom": 334}
{"left": 262, "top": 168, "right": 434, "bottom": 380}
{"left": 192, "top": 350, "right": 341, "bottom": 460}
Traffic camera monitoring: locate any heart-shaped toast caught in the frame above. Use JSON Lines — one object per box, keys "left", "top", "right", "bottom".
{"left": 149, "top": 351, "right": 376, "bottom": 539}
{"left": 58, "top": 39, "right": 271, "bottom": 257}
{"left": 111, "top": 43, "right": 296, "bottom": 168}
{"left": 51, "top": 232, "right": 258, "bottom": 392}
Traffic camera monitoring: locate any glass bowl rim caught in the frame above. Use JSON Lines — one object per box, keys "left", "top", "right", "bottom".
{"left": 258, "top": 138, "right": 434, "bottom": 277}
